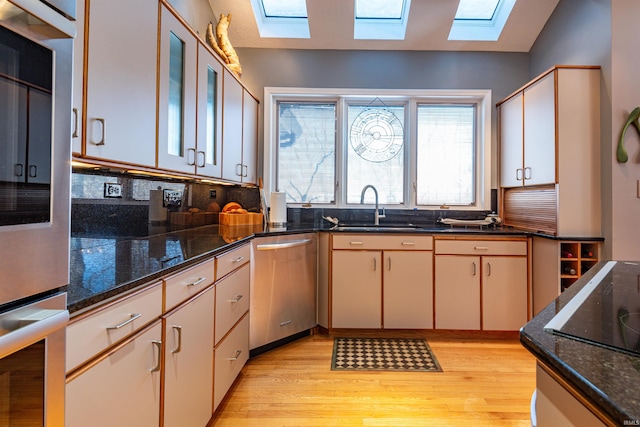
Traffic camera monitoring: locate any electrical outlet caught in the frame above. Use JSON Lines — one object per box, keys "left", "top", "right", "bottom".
{"left": 104, "top": 183, "right": 122, "bottom": 198}
{"left": 210, "top": 189, "right": 217, "bottom": 198}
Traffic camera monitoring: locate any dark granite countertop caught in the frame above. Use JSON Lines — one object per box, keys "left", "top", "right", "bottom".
{"left": 66, "top": 219, "right": 570, "bottom": 315}
{"left": 520, "top": 261, "right": 640, "bottom": 425}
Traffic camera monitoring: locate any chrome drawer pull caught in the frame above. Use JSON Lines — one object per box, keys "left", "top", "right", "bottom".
{"left": 472, "top": 262, "right": 477, "bottom": 276}
{"left": 401, "top": 241, "right": 415, "bottom": 246}
{"left": 231, "top": 256, "right": 245, "bottom": 263}
{"left": 279, "top": 320, "right": 292, "bottom": 327}
{"left": 94, "top": 118, "right": 106, "bottom": 146}
{"left": 229, "top": 294, "right": 243, "bottom": 303}
{"left": 107, "top": 313, "right": 141, "bottom": 330}
{"left": 151, "top": 340, "right": 162, "bottom": 372}
{"left": 474, "top": 246, "right": 489, "bottom": 250}
{"left": 227, "top": 350, "right": 242, "bottom": 361}
{"left": 349, "top": 241, "right": 364, "bottom": 245}
{"left": 487, "top": 262, "right": 492, "bottom": 276}
{"left": 188, "top": 277, "right": 206, "bottom": 286}
{"left": 171, "top": 325, "right": 182, "bottom": 354}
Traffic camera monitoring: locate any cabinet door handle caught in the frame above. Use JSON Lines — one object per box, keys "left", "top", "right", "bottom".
{"left": 279, "top": 320, "right": 292, "bottom": 327}
{"left": 72, "top": 108, "right": 79, "bottom": 138}
{"left": 516, "top": 168, "right": 523, "bottom": 181}
{"left": 150, "top": 340, "right": 162, "bottom": 372}
{"left": 107, "top": 313, "right": 142, "bottom": 330}
{"left": 373, "top": 257, "right": 377, "bottom": 271}
{"left": 242, "top": 164, "right": 248, "bottom": 177}
{"left": 472, "top": 262, "right": 477, "bottom": 276}
{"left": 197, "top": 150, "right": 206, "bottom": 168}
{"left": 227, "top": 350, "right": 242, "bottom": 361}
{"left": 28, "top": 165, "right": 37, "bottom": 178}
{"left": 171, "top": 325, "right": 182, "bottom": 354}
{"left": 487, "top": 262, "right": 492, "bottom": 276}
{"left": 524, "top": 167, "right": 532, "bottom": 180}
{"left": 231, "top": 256, "right": 245, "bottom": 263}
{"left": 349, "top": 241, "right": 364, "bottom": 246}
{"left": 187, "top": 277, "right": 206, "bottom": 287}
{"left": 474, "top": 246, "right": 489, "bottom": 251}
{"left": 235, "top": 163, "right": 242, "bottom": 177}
{"left": 387, "top": 257, "right": 392, "bottom": 271}
{"left": 14, "top": 163, "right": 23, "bottom": 177}
{"left": 187, "top": 148, "right": 196, "bottom": 166}
{"left": 229, "top": 294, "right": 243, "bottom": 303}
{"left": 94, "top": 118, "right": 106, "bottom": 146}
{"left": 401, "top": 241, "right": 415, "bottom": 246}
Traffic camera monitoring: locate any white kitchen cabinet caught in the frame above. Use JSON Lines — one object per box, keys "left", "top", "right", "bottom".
{"left": 65, "top": 282, "right": 163, "bottom": 372}
{"left": 331, "top": 234, "right": 433, "bottom": 329}
{"left": 332, "top": 250, "right": 382, "bottom": 329}
{"left": 383, "top": 250, "right": 433, "bottom": 329}
{"left": 498, "top": 91, "right": 523, "bottom": 188}
{"left": 499, "top": 66, "right": 601, "bottom": 237}
{"left": 522, "top": 73, "right": 556, "bottom": 186}
{"left": 434, "top": 238, "right": 529, "bottom": 331}
{"left": 222, "top": 70, "right": 243, "bottom": 182}
{"left": 242, "top": 92, "right": 258, "bottom": 183}
{"left": 221, "top": 71, "right": 258, "bottom": 184}
{"left": 499, "top": 70, "right": 555, "bottom": 187}
{"left": 163, "top": 286, "right": 215, "bottom": 427}
{"left": 482, "top": 256, "right": 528, "bottom": 330}
{"left": 435, "top": 255, "right": 481, "bottom": 330}
{"left": 157, "top": 5, "right": 197, "bottom": 174}
{"left": 83, "top": 0, "right": 157, "bottom": 167}
{"left": 214, "top": 314, "right": 249, "bottom": 411}
{"left": 196, "top": 43, "right": 224, "bottom": 178}
{"left": 65, "top": 322, "right": 162, "bottom": 427}
{"left": 71, "top": 0, "right": 84, "bottom": 155}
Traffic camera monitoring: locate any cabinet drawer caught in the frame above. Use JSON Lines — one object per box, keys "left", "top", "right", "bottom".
{"left": 332, "top": 234, "right": 433, "bottom": 250}
{"left": 215, "top": 263, "right": 250, "bottom": 345}
{"left": 164, "top": 259, "right": 215, "bottom": 310}
{"left": 66, "top": 282, "right": 162, "bottom": 372}
{"left": 435, "top": 239, "right": 527, "bottom": 256}
{"left": 216, "top": 243, "right": 250, "bottom": 279}
{"left": 214, "top": 314, "right": 249, "bottom": 411}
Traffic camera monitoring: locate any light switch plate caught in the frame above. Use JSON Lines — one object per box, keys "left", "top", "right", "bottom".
{"left": 104, "top": 183, "right": 122, "bottom": 198}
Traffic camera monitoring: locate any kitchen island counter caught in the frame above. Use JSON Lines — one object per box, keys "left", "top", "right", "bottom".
{"left": 520, "top": 261, "right": 640, "bottom": 426}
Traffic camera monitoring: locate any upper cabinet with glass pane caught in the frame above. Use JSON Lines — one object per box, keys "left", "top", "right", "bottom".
{"left": 158, "top": 5, "right": 197, "bottom": 175}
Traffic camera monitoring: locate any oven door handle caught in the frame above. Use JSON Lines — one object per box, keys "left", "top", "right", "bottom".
{"left": 256, "top": 239, "right": 313, "bottom": 251}
{"left": 0, "top": 309, "right": 69, "bottom": 359}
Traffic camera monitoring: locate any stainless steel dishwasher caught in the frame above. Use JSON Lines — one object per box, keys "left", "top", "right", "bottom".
{"left": 250, "top": 233, "right": 317, "bottom": 355}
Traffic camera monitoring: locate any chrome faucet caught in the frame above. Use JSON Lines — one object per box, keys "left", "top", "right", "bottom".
{"left": 360, "top": 185, "right": 386, "bottom": 225}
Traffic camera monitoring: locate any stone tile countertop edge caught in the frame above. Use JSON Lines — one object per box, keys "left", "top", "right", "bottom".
{"left": 520, "top": 262, "right": 640, "bottom": 425}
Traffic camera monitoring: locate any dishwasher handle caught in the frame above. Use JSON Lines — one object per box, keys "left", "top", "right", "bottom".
{"left": 256, "top": 239, "right": 313, "bottom": 251}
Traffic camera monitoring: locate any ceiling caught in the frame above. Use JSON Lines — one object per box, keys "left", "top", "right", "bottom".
{"left": 208, "top": 0, "right": 560, "bottom": 52}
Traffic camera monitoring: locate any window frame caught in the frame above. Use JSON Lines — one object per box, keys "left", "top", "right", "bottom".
{"left": 263, "top": 87, "right": 492, "bottom": 211}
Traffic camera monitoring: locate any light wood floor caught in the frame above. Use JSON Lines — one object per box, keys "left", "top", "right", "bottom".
{"left": 210, "top": 331, "right": 536, "bottom": 427}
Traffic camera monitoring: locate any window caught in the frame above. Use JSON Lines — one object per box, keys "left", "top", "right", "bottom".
{"left": 265, "top": 88, "right": 491, "bottom": 211}
{"left": 449, "top": 0, "right": 516, "bottom": 41}
{"left": 277, "top": 102, "right": 336, "bottom": 203}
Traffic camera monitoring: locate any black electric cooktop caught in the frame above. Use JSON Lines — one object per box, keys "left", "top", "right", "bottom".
{"left": 545, "top": 261, "right": 640, "bottom": 357}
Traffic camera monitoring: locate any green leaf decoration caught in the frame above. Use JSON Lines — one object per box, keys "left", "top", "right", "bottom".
{"left": 617, "top": 106, "right": 640, "bottom": 163}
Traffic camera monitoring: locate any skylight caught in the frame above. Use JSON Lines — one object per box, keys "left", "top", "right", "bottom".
{"left": 250, "top": 0, "right": 310, "bottom": 38}
{"left": 449, "top": 0, "right": 516, "bottom": 41}
{"left": 354, "top": 0, "right": 411, "bottom": 40}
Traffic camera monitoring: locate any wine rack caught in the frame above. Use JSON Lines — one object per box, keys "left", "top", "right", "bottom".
{"left": 560, "top": 241, "right": 600, "bottom": 291}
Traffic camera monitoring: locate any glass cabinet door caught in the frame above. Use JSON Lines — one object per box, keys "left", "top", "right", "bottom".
{"left": 157, "top": 5, "right": 196, "bottom": 174}
{"left": 196, "top": 44, "right": 223, "bottom": 178}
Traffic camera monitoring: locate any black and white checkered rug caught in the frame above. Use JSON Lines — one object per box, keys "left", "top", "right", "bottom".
{"left": 331, "top": 337, "right": 442, "bottom": 372}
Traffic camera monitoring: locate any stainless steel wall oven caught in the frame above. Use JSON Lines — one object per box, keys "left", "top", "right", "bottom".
{"left": 0, "top": 1, "right": 74, "bottom": 426}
